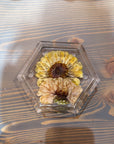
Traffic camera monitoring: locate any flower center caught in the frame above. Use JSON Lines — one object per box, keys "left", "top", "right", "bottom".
{"left": 48, "top": 63, "right": 68, "bottom": 78}
{"left": 55, "top": 90, "right": 68, "bottom": 101}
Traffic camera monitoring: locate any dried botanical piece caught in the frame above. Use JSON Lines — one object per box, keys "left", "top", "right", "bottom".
{"left": 35, "top": 51, "right": 83, "bottom": 79}
{"left": 37, "top": 78, "right": 83, "bottom": 105}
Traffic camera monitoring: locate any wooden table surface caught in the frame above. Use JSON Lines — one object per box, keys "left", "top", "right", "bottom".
{"left": 0, "top": 0, "right": 114, "bottom": 144}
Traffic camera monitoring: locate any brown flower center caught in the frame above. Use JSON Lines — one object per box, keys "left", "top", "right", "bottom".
{"left": 48, "top": 63, "right": 68, "bottom": 78}
{"left": 55, "top": 90, "right": 68, "bottom": 101}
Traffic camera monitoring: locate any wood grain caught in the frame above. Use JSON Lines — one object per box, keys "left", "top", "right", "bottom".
{"left": 0, "top": 0, "right": 114, "bottom": 144}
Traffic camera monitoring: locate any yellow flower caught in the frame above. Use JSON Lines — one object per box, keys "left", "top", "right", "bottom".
{"left": 37, "top": 78, "right": 83, "bottom": 105}
{"left": 35, "top": 51, "right": 83, "bottom": 79}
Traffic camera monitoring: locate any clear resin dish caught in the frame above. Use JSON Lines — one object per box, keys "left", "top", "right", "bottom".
{"left": 17, "top": 41, "right": 100, "bottom": 115}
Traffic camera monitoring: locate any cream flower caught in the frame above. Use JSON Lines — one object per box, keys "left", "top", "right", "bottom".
{"left": 37, "top": 78, "right": 83, "bottom": 105}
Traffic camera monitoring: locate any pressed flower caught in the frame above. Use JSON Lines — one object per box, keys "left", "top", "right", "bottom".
{"left": 35, "top": 51, "right": 83, "bottom": 79}
{"left": 37, "top": 77, "right": 83, "bottom": 105}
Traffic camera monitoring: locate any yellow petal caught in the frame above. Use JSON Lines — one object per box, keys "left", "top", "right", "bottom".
{"left": 70, "top": 78, "right": 80, "bottom": 85}
{"left": 54, "top": 51, "right": 60, "bottom": 62}
{"left": 45, "top": 51, "right": 56, "bottom": 65}
{"left": 66, "top": 55, "right": 77, "bottom": 67}
{"left": 59, "top": 51, "right": 65, "bottom": 63}
{"left": 35, "top": 73, "right": 47, "bottom": 78}
{"left": 69, "top": 56, "right": 77, "bottom": 65}
{"left": 35, "top": 67, "right": 45, "bottom": 73}
{"left": 37, "top": 78, "right": 44, "bottom": 86}
{"left": 73, "top": 70, "right": 83, "bottom": 78}
{"left": 69, "top": 62, "right": 83, "bottom": 72}
{"left": 36, "top": 61, "right": 47, "bottom": 71}
{"left": 60, "top": 51, "right": 65, "bottom": 58}
{"left": 41, "top": 57, "right": 51, "bottom": 67}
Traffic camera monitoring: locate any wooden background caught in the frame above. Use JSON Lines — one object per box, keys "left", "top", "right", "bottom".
{"left": 0, "top": 0, "right": 114, "bottom": 143}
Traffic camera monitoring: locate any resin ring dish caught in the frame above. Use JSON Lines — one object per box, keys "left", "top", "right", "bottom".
{"left": 17, "top": 41, "right": 100, "bottom": 115}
